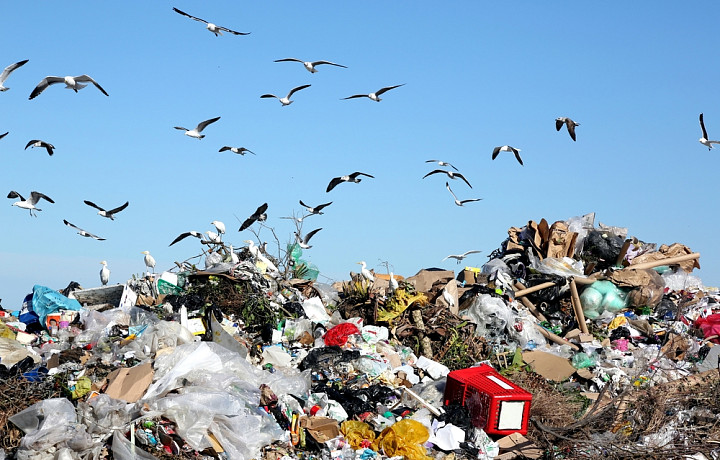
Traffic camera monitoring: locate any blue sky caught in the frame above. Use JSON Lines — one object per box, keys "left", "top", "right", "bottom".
{"left": 1, "top": 2, "right": 718, "bottom": 307}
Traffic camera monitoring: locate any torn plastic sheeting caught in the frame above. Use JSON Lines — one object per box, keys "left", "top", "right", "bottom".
{"left": 209, "top": 412, "right": 285, "bottom": 460}
{"left": 9, "top": 398, "right": 78, "bottom": 453}
{"left": 460, "top": 294, "right": 514, "bottom": 342}
{"left": 111, "top": 430, "right": 157, "bottom": 460}
{"left": 302, "top": 296, "right": 332, "bottom": 323}
{"left": 78, "top": 394, "right": 131, "bottom": 436}
{"left": 121, "top": 320, "right": 195, "bottom": 361}
{"left": 0, "top": 336, "right": 40, "bottom": 367}
{"left": 31, "top": 285, "right": 82, "bottom": 329}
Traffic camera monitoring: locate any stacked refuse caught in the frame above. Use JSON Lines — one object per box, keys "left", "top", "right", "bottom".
{"left": 1, "top": 212, "right": 719, "bottom": 459}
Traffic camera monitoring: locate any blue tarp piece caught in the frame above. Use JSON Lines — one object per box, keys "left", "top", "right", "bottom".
{"left": 31, "top": 285, "right": 82, "bottom": 328}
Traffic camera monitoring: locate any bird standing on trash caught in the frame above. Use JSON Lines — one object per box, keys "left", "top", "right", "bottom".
{"left": 100, "top": 261, "right": 110, "bottom": 286}
{"left": 261, "top": 84, "right": 311, "bottom": 106}
{"left": 555, "top": 117, "right": 580, "bottom": 141}
{"left": 274, "top": 58, "right": 347, "bottom": 73}
{"left": 29, "top": 74, "right": 109, "bottom": 100}
{"left": 174, "top": 116, "right": 220, "bottom": 139}
{"left": 443, "top": 250, "right": 482, "bottom": 264}
{"left": 326, "top": 172, "right": 374, "bottom": 192}
{"left": 211, "top": 220, "right": 225, "bottom": 238}
{"left": 699, "top": 113, "right": 720, "bottom": 150}
{"left": 389, "top": 272, "right": 399, "bottom": 294}
{"left": 342, "top": 84, "right": 404, "bottom": 102}
{"left": 492, "top": 145, "right": 523, "bottom": 165}
{"left": 239, "top": 203, "right": 268, "bottom": 231}
{"left": 83, "top": 200, "right": 129, "bottom": 220}
{"left": 172, "top": 7, "right": 250, "bottom": 36}
{"left": 0, "top": 59, "right": 29, "bottom": 92}
{"left": 245, "top": 240, "right": 278, "bottom": 272}
{"left": 205, "top": 230, "right": 222, "bottom": 244}
{"left": 357, "top": 261, "right": 375, "bottom": 283}
{"left": 423, "top": 169, "right": 472, "bottom": 188}
{"left": 7, "top": 191, "right": 54, "bottom": 217}
{"left": 295, "top": 228, "right": 322, "bottom": 249}
{"left": 445, "top": 182, "right": 481, "bottom": 207}
{"left": 142, "top": 251, "right": 156, "bottom": 274}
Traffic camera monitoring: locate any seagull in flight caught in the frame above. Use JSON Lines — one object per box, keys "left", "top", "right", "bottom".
{"left": 295, "top": 228, "right": 322, "bottom": 249}
{"left": 7, "top": 191, "right": 54, "bottom": 216}
{"left": 423, "top": 169, "right": 472, "bottom": 188}
{"left": 274, "top": 58, "right": 347, "bottom": 73}
{"left": 342, "top": 84, "right": 404, "bottom": 102}
{"left": 63, "top": 220, "right": 106, "bottom": 240}
{"left": 175, "top": 116, "right": 220, "bottom": 139}
{"left": 556, "top": 117, "right": 580, "bottom": 141}
{"left": 239, "top": 203, "right": 268, "bottom": 231}
{"left": 699, "top": 113, "right": 720, "bottom": 150}
{"left": 172, "top": 7, "right": 250, "bottom": 36}
{"left": 25, "top": 140, "right": 55, "bottom": 156}
{"left": 446, "top": 182, "right": 482, "bottom": 207}
{"left": 425, "top": 160, "right": 458, "bottom": 171}
{"left": 0, "top": 132, "right": 8, "bottom": 140}
{"left": 29, "top": 75, "right": 109, "bottom": 100}
{"left": 169, "top": 230, "right": 205, "bottom": 246}
{"left": 443, "top": 250, "right": 482, "bottom": 264}
{"left": 326, "top": 172, "right": 374, "bottom": 192}
{"left": 261, "top": 84, "right": 311, "bottom": 106}
{"left": 299, "top": 200, "right": 332, "bottom": 215}
{"left": 84, "top": 200, "right": 129, "bottom": 220}
{"left": 0, "top": 59, "right": 28, "bottom": 92}
{"left": 219, "top": 146, "right": 255, "bottom": 155}
{"left": 492, "top": 145, "right": 523, "bottom": 166}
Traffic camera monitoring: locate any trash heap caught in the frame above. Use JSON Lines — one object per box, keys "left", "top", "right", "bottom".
{"left": 1, "top": 212, "right": 720, "bottom": 459}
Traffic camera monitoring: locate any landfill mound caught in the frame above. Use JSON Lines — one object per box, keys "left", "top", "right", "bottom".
{"left": 1, "top": 212, "right": 720, "bottom": 459}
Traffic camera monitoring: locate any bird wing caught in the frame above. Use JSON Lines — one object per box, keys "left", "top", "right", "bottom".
{"left": 446, "top": 162, "right": 459, "bottom": 171}
{"left": 312, "top": 60, "right": 347, "bottom": 68}
{"left": 83, "top": 200, "right": 105, "bottom": 212}
{"left": 43, "top": 143, "right": 54, "bottom": 156}
{"left": 423, "top": 170, "right": 444, "bottom": 179}
{"left": 555, "top": 118, "right": 564, "bottom": 131}
{"left": 375, "top": 84, "right": 404, "bottom": 96}
{"left": 326, "top": 177, "right": 343, "bottom": 192}
{"left": 274, "top": 58, "right": 304, "bottom": 64}
{"left": 172, "top": 7, "right": 208, "bottom": 24}
{"left": 461, "top": 250, "right": 482, "bottom": 257}
{"left": 196, "top": 116, "right": 221, "bottom": 132}
{"left": 0, "top": 59, "right": 28, "bottom": 84}
{"left": 219, "top": 146, "right": 231, "bottom": 152}
{"left": 24, "top": 140, "right": 39, "bottom": 150}
{"left": 86, "top": 230, "right": 106, "bottom": 240}
{"left": 241, "top": 148, "right": 256, "bottom": 155}
{"left": 28, "top": 76, "right": 64, "bottom": 100}
{"left": 217, "top": 25, "right": 250, "bottom": 35}
{"left": 260, "top": 94, "right": 279, "bottom": 99}
{"left": 299, "top": 199, "right": 310, "bottom": 209}
{"left": 107, "top": 201, "right": 129, "bottom": 215}
{"left": 512, "top": 149, "right": 524, "bottom": 166}
{"left": 74, "top": 75, "right": 109, "bottom": 96}
{"left": 169, "top": 231, "right": 200, "bottom": 246}
{"left": 315, "top": 201, "right": 332, "bottom": 212}
{"left": 239, "top": 216, "right": 256, "bottom": 231}
{"left": 0, "top": 132, "right": 7, "bottom": 140}
{"left": 174, "top": 126, "right": 189, "bottom": 132}
{"left": 30, "top": 191, "right": 54, "bottom": 204}
{"left": 700, "top": 113, "right": 709, "bottom": 139}
{"left": 253, "top": 202, "right": 269, "bottom": 218}
{"left": 445, "top": 182, "right": 458, "bottom": 200}
{"left": 491, "top": 146, "right": 501, "bottom": 160}
{"left": 7, "top": 191, "right": 24, "bottom": 201}
{"left": 567, "top": 123, "right": 577, "bottom": 141}
{"left": 342, "top": 94, "right": 367, "bottom": 100}
{"left": 442, "top": 254, "right": 459, "bottom": 261}
{"left": 350, "top": 171, "right": 374, "bottom": 179}
{"left": 63, "top": 219, "right": 82, "bottom": 231}
{"left": 287, "top": 84, "right": 311, "bottom": 98}
{"left": 460, "top": 198, "right": 482, "bottom": 204}
{"left": 455, "top": 172, "right": 473, "bottom": 188}
{"left": 305, "top": 228, "right": 322, "bottom": 243}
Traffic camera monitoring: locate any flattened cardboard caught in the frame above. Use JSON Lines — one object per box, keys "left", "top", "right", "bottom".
{"left": 546, "top": 221, "right": 578, "bottom": 259}
{"left": 522, "top": 351, "right": 576, "bottom": 382}
{"left": 405, "top": 269, "right": 454, "bottom": 294}
{"left": 300, "top": 416, "right": 340, "bottom": 443}
{"left": 496, "top": 432, "right": 543, "bottom": 459}
{"left": 104, "top": 362, "right": 154, "bottom": 403}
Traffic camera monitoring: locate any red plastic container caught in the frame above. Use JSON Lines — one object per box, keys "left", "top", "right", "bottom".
{"left": 443, "top": 364, "right": 495, "bottom": 406}
{"left": 464, "top": 371, "right": 532, "bottom": 436}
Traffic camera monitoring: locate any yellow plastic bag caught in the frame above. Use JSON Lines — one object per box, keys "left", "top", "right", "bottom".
{"left": 341, "top": 420, "right": 376, "bottom": 449}
{"left": 371, "top": 419, "right": 431, "bottom": 460}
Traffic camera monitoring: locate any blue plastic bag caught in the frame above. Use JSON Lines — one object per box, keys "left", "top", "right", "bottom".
{"left": 31, "top": 285, "right": 82, "bottom": 328}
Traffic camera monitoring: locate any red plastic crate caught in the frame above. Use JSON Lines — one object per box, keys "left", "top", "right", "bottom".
{"left": 464, "top": 371, "right": 532, "bottom": 436}
{"left": 443, "top": 364, "right": 495, "bottom": 406}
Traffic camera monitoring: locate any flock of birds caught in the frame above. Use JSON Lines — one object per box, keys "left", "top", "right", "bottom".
{"left": 2, "top": 7, "right": 714, "bottom": 289}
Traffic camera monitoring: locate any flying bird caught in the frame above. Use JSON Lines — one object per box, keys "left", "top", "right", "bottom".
{"left": 142, "top": 251, "right": 156, "bottom": 273}
{"left": 25, "top": 140, "right": 55, "bottom": 156}
{"left": 29, "top": 75, "right": 109, "bottom": 100}
{"left": 63, "top": 220, "right": 105, "bottom": 240}
{"left": 326, "top": 172, "right": 374, "bottom": 192}
{"left": 443, "top": 250, "right": 482, "bottom": 264}
{"left": 100, "top": 261, "right": 110, "bottom": 286}
{"left": 219, "top": 146, "right": 255, "bottom": 155}
{"left": 423, "top": 169, "right": 472, "bottom": 188}
{"left": 172, "top": 7, "right": 250, "bottom": 36}
{"left": 239, "top": 203, "right": 268, "bottom": 231}
{"left": 425, "top": 160, "right": 458, "bottom": 171}
{"left": 446, "top": 182, "right": 482, "bottom": 207}
{"left": 492, "top": 145, "right": 523, "bottom": 166}
{"left": 342, "top": 84, "right": 404, "bottom": 102}
{"left": 699, "top": 113, "right": 720, "bottom": 150}
{"left": 299, "top": 200, "right": 332, "bottom": 215}
{"left": 83, "top": 200, "right": 129, "bottom": 220}
{"left": 0, "top": 132, "right": 8, "bottom": 140}
{"left": 555, "top": 117, "right": 580, "bottom": 141}
{"left": 169, "top": 230, "right": 205, "bottom": 246}
{"left": 174, "top": 116, "right": 220, "bottom": 139}
{"left": 260, "top": 84, "right": 311, "bottom": 106}
{"left": 295, "top": 228, "right": 322, "bottom": 249}
{"left": 0, "top": 59, "right": 29, "bottom": 92}
{"left": 7, "top": 191, "right": 54, "bottom": 216}
{"left": 274, "top": 58, "right": 347, "bottom": 73}
{"left": 280, "top": 214, "right": 312, "bottom": 224}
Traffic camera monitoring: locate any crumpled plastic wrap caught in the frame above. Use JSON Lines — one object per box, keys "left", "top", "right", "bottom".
{"left": 10, "top": 398, "right": 78, "bottom": 454}
{"left": 460, "top": 294, "right": 514, "bottom": 344}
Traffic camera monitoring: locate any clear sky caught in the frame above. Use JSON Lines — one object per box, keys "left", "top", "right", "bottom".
{"left": 1, "top": 2, "right": 718, "bottom": 308}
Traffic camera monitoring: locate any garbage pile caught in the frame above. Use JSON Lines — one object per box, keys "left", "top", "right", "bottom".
{"left": 1, "top": 212, "right": 720, "bottom": 459}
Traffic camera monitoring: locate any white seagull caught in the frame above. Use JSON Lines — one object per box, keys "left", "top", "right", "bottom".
{"left": 295, "top": 228, "right": 322, "bottom": 249}
{"left": 342, "top": 84, "right": 404, "bottom": 102}
{"left": 274, "top": 58, "right": 347, "bottom": 73}
{"left": 555, "top": 117, "right": 580, "bottom": 141}
{"left": 211, "top": 220, "right": 225, "bottom": 236}
{"left": 443, "top": 250, "right": 482, "bottom": 264}
{"left": 239, "top": 203, "right": 268, "bottom": 231}
{"left": 100, "top": 261, "right": 110, "bottom": 286}
{"left": 357, "top": 261, "right": 375, "bottom": 283}
{"left": 299, "top": 200, "right": 332, "bottom": 215}
{"left": 169, "top": 230, "right": 205, "bottom": 246}
{"left": 25, "top": 140, "right": 55, "bottom": 156}
{"left": 7, "top": 191, "right": 54, "bottom": 216}
{"left": 172, "top": 7, "right": 250, "bottom": 36}
{"left": 245, "top": 240, "right": 278, "bottom": 272}
{"left": 445, "top": 182, "right": 482, "bottom": 207}
{"left": 492, "top": 145, "right": 523, "bottom": 166}
{"left": 261, "top": 84, "right": 311, "bottom": 106}
{"left": 63, "top": 220, "right": 106, "bottom": 240}
{"left": 174, "top": 116, "right": 220, "bottom": 139}
{"left": 326, "top": 172, "right": 374, "bottom": 192}
{"left": 423, "top": 169, "right": 472, "bottom": 188}
{"left": 0, "top": 59, "right": 29, "bottom": 92}
{"left": 219, "top": 146, "right": 255, "bottom": 155}
{"left": 29, "top": 75, "right": 109, "bottom": 100}
{"left": 142, "top": 251, "right": 156, "bottom": 273}
{"left": 699, "top": 113, "right": 720, "bottom": 150}
{"left": 425, "top": 159, "right": 458, "bottom": 171}
{"left": 83, "top": 200, "right": 129, "bottom": 220}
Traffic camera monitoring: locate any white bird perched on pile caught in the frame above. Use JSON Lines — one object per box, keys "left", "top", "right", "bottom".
{"left": 492, "top": 145, "right": 523, "bottom": 166}
{"left": 443, "top": 250, "right": 482, "bottom": 264}
{"left": 342, "top": 84, "right": 404, "bottom": 102}
{"left": 226, "top": 244, "right": 239, "bottom": 264}
{"left": 63, "top": 220, "right": 106, "bottom": 240}
{"left": 100, "top": 261, "right": 110, "bottom": 286}
{"left": 172, "top": 7, "right": 250, "bottom": 36}
{"left": 142, "top": 251, "right": 156, "bottom": 274}
{"left": 29, "top": 74, "right": 109, "bottom": 100}
{"left": 0, "top": 59, "right": 28, "bottom": 92}
{"left": 174, "top": 116, "right": 220, "bottom": 139}
{"left": 261, "top": 84, "right": 311, "bottom": 106}
{"left": 699, "top": 113, "right": 720, "bottom": 150}
{"left": 211, "top": 220, "right": 225, "bottom": 237}
{"left": 446, "top": 182, "right": 482, "bottom": 207}
{"left": 295, "top": 228, "right": 322, "bottom": 249}
{"left": 442, "top": 286, "right": 456, "bottom": 309}
{"left": 7, "top": 190, "right": 54, "bottom": 216}
{"left": 274, "top": 58, "right": 347, "bottom": 73}
{"left": 84, "top": 200, "right": 129, "bottom": 220}
{"left": 357, "top": 261, "right": 375, "bottom": 283}
{"left": 245, "top": 240, "right": 278, "bottom": 272}
{"left": 205, "top": 230, "right": 222, "bottom": 244}
{"left": 389, "top": 272, "right": 399, "bottom": 294}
